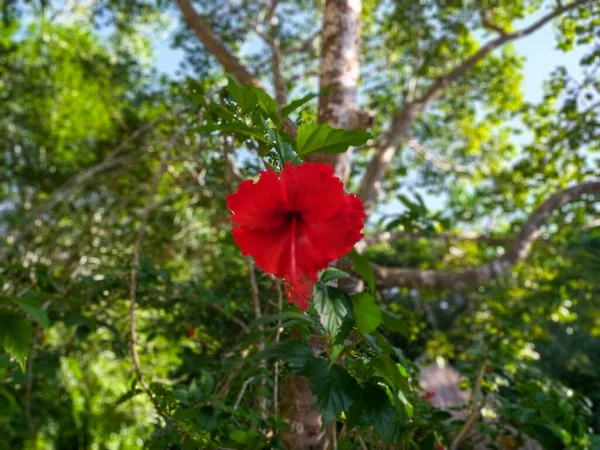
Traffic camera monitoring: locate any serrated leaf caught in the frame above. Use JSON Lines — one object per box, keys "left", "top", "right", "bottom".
{"left": 320, "top": 268, "right": 351, "bottom": 284}
{"left": 306, "top": 358, "right": 360, "bottom": 423}
{"left": 256, "top": 340, "right": 314, "bottom": 374}
{"left": 296, "top": 123, "right": 371, "bottom": 155}
{"left": 313, "top": 283, "right": 353, "bottom": 340}
{"left": 348, "top": 249, "right": 375, "bottom": 292}
{"left": 347, "top": 384, "right": 397, "bottom": 444}
{"left": 0, "top": 313, "right": 33, "bottom": 371}
{"left": 351, "top": 293, "right": 381, "bottom": 334}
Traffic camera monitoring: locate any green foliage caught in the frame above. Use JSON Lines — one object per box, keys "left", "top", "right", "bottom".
{"left": 0, "top": 1, "right": 598, "bottom": 449}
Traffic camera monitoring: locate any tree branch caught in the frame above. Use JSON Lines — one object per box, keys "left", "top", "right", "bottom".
{"left": 407, "top": 139, "right": 473, "bottom": 174}
{"left": 450, "top": 358, "right": 487, "bottom": 450}
{"left": 176, "top": 0, "right": 257, "bottom": 86}
{"left": 371, "top": 180, "right": 600, "bottom": 290}
{"left": 359, "top": 0, "right": 591, "bottom": 209}
{"left": 175, "top": 0, "right": 298, "bottom": 138}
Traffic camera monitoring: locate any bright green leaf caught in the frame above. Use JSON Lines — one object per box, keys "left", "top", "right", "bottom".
{"left": 351, "top": 293, "right": 381, "bottom": 334}
{"left": 348, "top": 249, "right": 375, "bottom": 292}
{"left": 296, "top": 123, "right": 371, "bottom": 155}
{"left": 281, "top": 92, "right": 320, "bottom": 119}
{"left": 227, "top": 77, "right": 257, "bottom": 113}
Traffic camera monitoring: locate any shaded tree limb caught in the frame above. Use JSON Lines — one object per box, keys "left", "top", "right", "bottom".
{"left": 371, "top": 180, "right": 600, "bottom": 290}
{"left": 359, "top": 0, "right": 591, "bottom": 209}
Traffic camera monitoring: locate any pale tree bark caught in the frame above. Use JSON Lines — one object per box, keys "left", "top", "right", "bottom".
{"left": 304, "top": 0, "right": 365, "bottom": 182}
{"left": 371, "top": 181, "right": 600, "bottom": 290}
{"left": 358, "top": 0, "right": 592, "bottom": 211}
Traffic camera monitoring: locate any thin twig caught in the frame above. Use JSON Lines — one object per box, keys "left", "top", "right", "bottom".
{"left": 245, "top": 256, "right": 267, "bottom": 414}
{"left": 234, "top": 376, "right": 257, "bottom": 410}
{"left": 450, "top": 358, "right": 488, "bottom": 450}
{"left": 272, "top": 277, "right": 283, "bottom": 418}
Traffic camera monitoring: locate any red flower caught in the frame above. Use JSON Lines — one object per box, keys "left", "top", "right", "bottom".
{"left": 420, "top": 390, "right": 436, "bottom": 401}
{"left": 226, "top": 162, "right": 366, "bottom": 310}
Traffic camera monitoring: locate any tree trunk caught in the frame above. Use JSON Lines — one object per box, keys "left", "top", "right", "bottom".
{"left": 280, "top": 2, "right": 363, "bottom": 449}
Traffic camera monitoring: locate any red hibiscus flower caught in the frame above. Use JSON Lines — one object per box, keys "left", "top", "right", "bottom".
{"left": 226, "top": 162, "right": 366, "bottom": 310}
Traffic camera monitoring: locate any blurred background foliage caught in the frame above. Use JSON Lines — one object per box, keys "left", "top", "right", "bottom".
{"left": 0, "top": 0, "right": 599, "bottom": 449}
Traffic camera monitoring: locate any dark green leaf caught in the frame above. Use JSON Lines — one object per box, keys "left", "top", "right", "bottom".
{"left": 306, "top": 358, "right": 360, "bottom": 423}
{"left": 296, "top": 123, "right": 371, "bottom": 155}
{"left": 1, "top": 298, "right": 50, "bottom": 329}
{"left": 256, "top": 340, "right": 315, "bottom": 374}
{"left": 0, "top": 313, "right": 33, "bottom": 371}
{"left": 347, "top": 384, "right": 397, "bottom": 443}
{"left": 519, "top": 424, "right": 565, "bottom": 450}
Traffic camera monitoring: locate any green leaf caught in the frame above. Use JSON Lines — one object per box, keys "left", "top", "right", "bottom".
{"left": 372, "top": 354, "right": 411, "bottom": 394}
{"left": 320, "top": 268, "right": 351, "bottom": 284}
{"left": 281, "top": 92, "right": 320, "bottom": 119}
{"left": 1, "top": 298, "right": 49, "bottom": 329}
{"left": 347, "top": 384, "right": 397, "bottom": 444}
{"left": 313, "top": 283, "right": 353, "bottom": 341}
{"left": 197, "top": 123, "right": 270, "bottom": 143}
{"left": 306, "top": 358, "right": 360, "bottom": 423}
{"left": 251, "top": 311, "right": 316, "bottom": 328}
{"left": 351, "top": 293, "right": 381, "bottom": 334}
{"left": 0, "top": 313, "right": 33, "bottom": 371}
{"left": 252, "top": 88, "right": 279, "bottom": 121}
{"left": 228, "top": 77, "right": 257, "bottom": 113}
{"left": 296, "top": 123, "right": 371, "bottom": 155}
{"left": 256, "top": 340, "right": 315, "bottom": 374}
{"left": 348, "top": 249, "right": 375, "bottom": 292}
{"left": 519, "top": 424, "right": 565, "bottom": 450}
{"left": 381, "top": 310, "right": 408, "bottom": 336}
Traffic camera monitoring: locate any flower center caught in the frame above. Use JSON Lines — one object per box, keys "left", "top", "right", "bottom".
{"left": 286, "top": 210, "right": 303, "bottom": 223}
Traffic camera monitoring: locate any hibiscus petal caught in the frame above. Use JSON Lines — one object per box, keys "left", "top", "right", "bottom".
{"left": 292, "top": 194, "right": 366, "bottom": 276}
{"left": 280, "top": 163, "right": 345, "bottom": 222}
{"left": 232, "top": 225, "right": 291, "bottom": 278}
{"left": 226, "top": 169, "right": 288, "bottom": 230}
